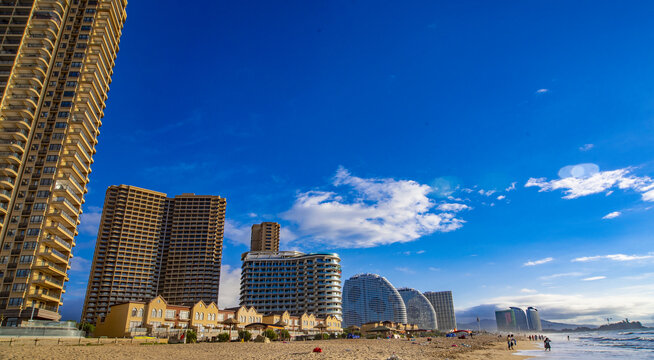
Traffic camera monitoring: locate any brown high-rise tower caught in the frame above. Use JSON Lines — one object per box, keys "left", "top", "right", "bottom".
{"left": 81, "top": 185, "right": 226, "bottom": 325}
{"left": 250, "top": 222, "right": 280, "bottom": 252}
{"left": 0, "top": 0, "right": 127, "bottom": 322}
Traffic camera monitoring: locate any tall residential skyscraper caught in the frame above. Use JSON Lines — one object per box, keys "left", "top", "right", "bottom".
{"left": 240, "top": 251, "right": 342, "bottom": 319}
{"left": 82, "top": 185, "right": 226, "bottom": 325}
{"left": 510, "top": 306, "right": 529, "bottom": 331}
{"left": 526, "top": 307, "right": 542, "bottom": 331}
{"left": 342, "top": 273, "right": 407, "bottom": 328}
{"left": 397, "top": 288, "right": 438, "bottom": 330}
{"left": 250, "top": 222, "right": 280, "bottom": 251}
{"left": 0, "top": 0, "right": 127, "bottom": 322}
{"left": 424, "top": 291, "right": 457, "bottom": 331}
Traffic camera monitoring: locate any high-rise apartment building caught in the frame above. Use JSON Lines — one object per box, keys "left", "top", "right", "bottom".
{"left": 397, "top": 288, "right": 437, "bottom": 330}
{"left": 0, "top": 0, "right": 127, "bottom": 323}
{"left": 240, "top": 251, "right": 342, "bottom": 320}
{"left": 424, "top": 291, "right": 457, "bottom": 331}
{"left": 526, "top": 306, "right": 542, "bottom": 331}
{"left": 342, "top": 273, "right": 407, "bottom": 328}
{"left": 81, "top": 185, "right": 226, "bottom": 325}
{"left": 250, "top": 222, "right": 279, "bottom": 251}
{"left": 510, "top": 306, "right": 529, "bottom": 331}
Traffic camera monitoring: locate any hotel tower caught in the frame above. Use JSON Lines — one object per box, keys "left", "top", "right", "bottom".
{"left": 0, "top": 0, "right": 127, "bottom": 323}
{"left": 81, "top": 185, "right": 226, "bottom": 325}
{"left": 250, "top": 221, "right": 280, "bottom": 252}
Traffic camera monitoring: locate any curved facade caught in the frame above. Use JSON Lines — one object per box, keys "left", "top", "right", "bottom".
{"left": 526, "top": 307, "right": 542, "bottom": 331}
{"left": 397, "top": 288, "right": 438, "bottom": 330}
{"left": 342, "top": 274, "right": 407, "bottom": 328}
{"left": 240, "top": 251, "right": 342, "bottom": 319}
{"left": 510, "top": 307, "right": 529, "bottom": 331}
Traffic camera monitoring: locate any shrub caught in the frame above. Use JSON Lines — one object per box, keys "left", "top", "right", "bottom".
{"left": 264, "top": 329, "right": 278, "bottom": 341}
{"left": 186, "top": 329, "right": 197, "bottom": 343}
{"left": 238, "top": 330, "right": 252, "bottom": 341}
{"left": 217, "top": 333, "right": 230, "bottom": 342}
{"left": 78, "top": 322, "right": 95, "bottom": 337}
{"left": 280, "top": 329, "right": 290, "bottom": 340}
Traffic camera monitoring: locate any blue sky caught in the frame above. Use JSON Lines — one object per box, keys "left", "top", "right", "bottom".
{"left": 61, "top": 1, "right": 654, "bottom": 325}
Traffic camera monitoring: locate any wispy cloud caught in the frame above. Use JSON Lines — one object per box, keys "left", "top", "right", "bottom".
{"left": 572, "top": 253, "right": 654, "bottom": 262}
{"left": 535, "top": 88, "right": 549, "bottom": 94}
{"left": 579, "top": 144, "right": 595, "bottom": 152}
{"left": 539, "top": 272, "right": 584, "bottom": 281}
{"left": 437, "top": 203, "right": 470, "bottom": 212}
{"left": 525, "top": 164, "right": 654, "bottom": 201}
{"left": 505, "top": 182, "right": 517, "bottom": 192}
{"left": 520, "top": 288, "right": 538, "bottom": 294}
{"left": 582, "top": 276, "right": 606, "bottom": 281}
{"left": 395, "top": 266, "right": 415, "bottom": 274}
{"left": 602, "top": 211, "right": 621, "bottom": 220}
{"left": 224, "top": 220, "right": 251, "bottom": 247}
{"left": 497, "top": 195, "right": 506, "bottom": 200}
{"left": 282, "top": 167, "right": 468, "bottom": 248}
{"left": 428, "top": 267, "right": 440, "bottom": 272}
{"left": 524, "top": 257, "right": 554, "bottom": 266}
{"left": 79, "top": 206, "right": 102, "bottom": 236}
{"left": 218, "top": 265, "right": 241, "bottom": 308}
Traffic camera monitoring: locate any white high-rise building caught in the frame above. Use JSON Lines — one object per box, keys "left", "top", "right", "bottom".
{"left": 424, "top": 291, "right": 457, "bottom": 331}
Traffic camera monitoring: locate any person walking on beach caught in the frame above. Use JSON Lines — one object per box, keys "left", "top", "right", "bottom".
{"left": 544, "top": 337, "right": 551, "bottom": 351}
{"left": 507, "top": 336, "right": 513, "bottom": 350}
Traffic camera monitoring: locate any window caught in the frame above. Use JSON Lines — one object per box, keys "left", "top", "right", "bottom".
{"left": 65, "top": 82, "right": 77, "bottom": 87}
{"left": 81, "top": 26, "right": 91, "bottom": 31}
{"left": 165, "top": 309, "right": 175, "bottom": 319}
{"left": 57, "top": 112, "right": 70, "bottom": 118}
{"left": 131, "top": 308, "right": 137, "bottom": 316}
{"left": 138, "top": 308, "right": 144, "bottom": 317}
{"left": 60, "top": 101, "right": 72, "bottom": 107}
{"left": 26, "top": 229, "right": 40, "bottom": 236}
{"left": 22, "top": 242, "right": 36, "bottom": 250}
{"left": 8, "top": 298, "right": 22, "bottom": 306}
{"left": 46, "top": 155, "right": 58, "bottom": 162}
{"left": 52, "top": 133, "right": 64, "bottom": 140}
{"left": 12, "top": 283, "right": 26, "bottom": 292}
{"left": 64, "top": 90, "right": 76, "bottom": 96}
{"left": 179, "top": 311, "right": 189, "bottom": 320}
{"left": 151, "top": 309, "right": 156, "bottom": 318}
{"left": 19, "top": 255, "right": 33, "bottom": 264}
{"left": 43, "top": 167, "right": 56, "bottom": 174}
{"left": 83, "top": 17, "right": 93, "bottom": 22}
{"left": 195, "top": 312, "right": 199, "bottom": 320}
{"left": 0, "top": 256, "right": 7, "bottom": 264}
{"left": 157, "top": 309, "right": 162, "bottom": 318}
{"left": 30, "top": 216, "right": 43, "bottom": 223}
{"left": 33, "top": 203, "right": 47, "bottom": 210}
{"left": 15, "top": 269, "right": 30, "bottom": 278}
{"left": 49, "top": 144, "right": 62, "bottom": 151}
{"left": 73, "top": 53, "right": 84, "bottom": 58}
{"left": 78, "top": 35, "right": 88, "bottom": 40}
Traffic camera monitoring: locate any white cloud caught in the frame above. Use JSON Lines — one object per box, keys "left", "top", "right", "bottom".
{"left": 572, "top": 253, "right": 654, "bottom": 262}
{"left": 539, "top": 272, "right": 584, "bottom": 281}
{"left": 525, "top": 164, "right": 654, "bottom": 201}
{"left": 282, "top": 167, "right": 466, "bottom": 248}
{"left": 416, "top": 250, "right": 425, "bottom": 254}
{"left": 69, "top": 256, "right": 91, "bottom": 274}
{"left": 505, "top": 182, "right": 517, "bottom": 192}
{"left": 579, "top": 144, "right": 595, "bottom": 152}
{"left": 478, "top": 189, "right": 496, "bottom": 196}
{"left": 79, "top": 206, "right": 103, "bottom": 236}
{"left": 437, "top": 203, "right": 470, "bottom": 212}
{"left": 520, "top": 288, "right": 538, "bottom": 294}
{"left": 428, "top": 267, "right": 440, "bottom": 271}
{"left": 224, "top": 220, "right": 251, "bottom": 246}
{"left": 523, "top": 257, "right": 554, "bottom": 266}
{"left": 496, "top": 195, "right": 506, "bottom": 200}
{"left": 602, "top": 211, "right": 621, "bottom": 219}
{"left": 582, "top": 276, "right": 606, "bottom": 281}
{"left": 218, "top": 265, "right": 241, "bottom": 308}
{"left": 535, "top": 88, "right": 549, "bottom": 94}
{"left": 395, "top": 266, "right": 415, "bottom": 274}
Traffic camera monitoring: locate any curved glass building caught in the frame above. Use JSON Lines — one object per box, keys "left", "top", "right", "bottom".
{"left": 397, "top": 288, "right": 438, "bottom": 330}
{"left": 526, "top": 307, "right": 542, "bottom": 331}
{"left": 510, "top": 307, "right": 529, "bottom": 331}
{"left": 342, "top": 274, "right": 407, "bottom": 328}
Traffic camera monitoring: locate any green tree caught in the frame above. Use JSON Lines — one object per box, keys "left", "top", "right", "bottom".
{"left": 279, "top": 329, "right": 290, "bottom": 340}
{"left": 217, "top": 333, "right": 230, "bottom": 342}
{"left": 78, "top": 322, "right": 95, "bottom": 337}
{"left": 186, "top": 329, "right": 197, "bottom": 343}
{"left": 264, "top": 329, "right": 277, "bottom": 341}
{"left": 238, "top": 330, "right": 252, "bottom": 341}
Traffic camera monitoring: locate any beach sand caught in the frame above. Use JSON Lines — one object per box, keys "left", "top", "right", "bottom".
{"left": 0, "top": 335, "right": 537, "bottom": 359}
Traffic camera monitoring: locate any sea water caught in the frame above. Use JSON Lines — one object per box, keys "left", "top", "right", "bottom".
{"left": 515, "top": 329, "right": 654, "bottom": 359}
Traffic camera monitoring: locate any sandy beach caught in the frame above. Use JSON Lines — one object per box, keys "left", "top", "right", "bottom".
{"left": 0, "top": 335, "right": 537, "bottom": 360}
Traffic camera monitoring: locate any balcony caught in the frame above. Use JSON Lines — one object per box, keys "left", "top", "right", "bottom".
{"left": 0, "top": 138, "right": 24, "bottom": 151}
{"left": 0, "top": 163, "right": 18, "bottom": 176}
{"left": 53, "top": 181, "right": 82, "bottom": 205}
{"left": 0, "top": 151, "right": 21, "bottom": 164}
{"left": 0, "top": 188, "right": 11, "bottom": 201}
{"left": 45, "top": 221, "right": 75, "bottom": 241}
{"left": 44, "top": 235, "right": 72, "bottom": 252}
{"left": 29, "top": 289, "right": 60, "bottom": 303}
{"left": 39, "top": 247, "right": 68, "bottom": 264}
{"left": 34, "top": 259, "right": 67, "bottom": 277}
{"left": 32, "top": 275, "right": 64, "bottom": 289}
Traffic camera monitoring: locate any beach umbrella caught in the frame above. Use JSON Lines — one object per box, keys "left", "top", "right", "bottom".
{"left": 316, "top": 323, "right": 328, "bottom": 337}
{"left": 222, "top": 318, "right": 240, "bottom": 340}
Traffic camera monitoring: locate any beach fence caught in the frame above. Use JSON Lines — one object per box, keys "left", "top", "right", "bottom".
{"left": 0, "top": 336, "right": 168, "bottom": 347}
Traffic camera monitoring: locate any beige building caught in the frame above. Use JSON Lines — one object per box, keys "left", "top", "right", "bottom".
{"left": 250, "top": 222, "right": 280, "bottom": 251}
{"left": 0, "top": 0, "right": 127, "bottom": 323}
{"left": 82, "top": 185, "right": 226, "bottom": 325}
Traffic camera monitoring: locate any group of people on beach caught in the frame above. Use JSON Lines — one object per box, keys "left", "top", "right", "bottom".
{"left": 506, "top": 334, "right": 517, "bottom": 350}
{"left": 528, "top": 335, "right": 552, "bottom": 351}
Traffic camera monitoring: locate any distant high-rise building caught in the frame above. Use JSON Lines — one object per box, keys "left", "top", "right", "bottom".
{"left": 495, "top": 309, "right": 516, "bottom": 331}
{"left": 526, "top": 307, "right": 542, "bottom": 331}
{"left": 82, "top": 185, "right": 226, "bottom": 324}
{"left": 342, "top": 273, "right": 407, "bottom": 328}
{"left": 0, "top": 0, "right": 127, "bottom": 323}
{"left": 424, "top": 291, "right": 457, "bottom": 331}
{"left": 250, "top": 222, "right": 280, "bottom": 251}
{"left": 240, "top": 251, "right": 341, "bottom": 319}
{"left": 397, "top": 288, "right": 438, "bottom": 330}
{"left": 510, "top": 307, "right": 529, "bottom": 331}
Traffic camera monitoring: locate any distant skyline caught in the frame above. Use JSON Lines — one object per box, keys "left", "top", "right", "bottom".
{"left": 62, "top": 0, "right": 654, "bottom": 326}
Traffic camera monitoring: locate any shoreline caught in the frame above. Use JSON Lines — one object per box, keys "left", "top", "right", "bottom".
{"left": 0, "top": 335, "right": 539, "bottom": 359}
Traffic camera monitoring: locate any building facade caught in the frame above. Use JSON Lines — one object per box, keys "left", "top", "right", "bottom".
{"left": 82, "top": 185, "right": 226, "bottom": 324}
{"left": 424, "top": 291, "right": 457, "bottom": 331}
{"left": 0, "top": 0, "right": 127, "bottom": 322}
{"left": 240, "top": 251, "right": 342, "bottom": 320}
{"left": 250, "top": 221, "right": 279, "bottom": 251}
{"left": 495, "top": 309, "right": 516, "bottom": 331}
{"left": 526, "top": 306, "right": 542, "bottom": 331}
{"left": 342, "top": 273, "right": 407, "bottom": 328}
{"left": 510, "top": 307, "right": 529, "bottom": 331}
{"left": 397, "top": 288, "right": 438, "bottom": 330}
